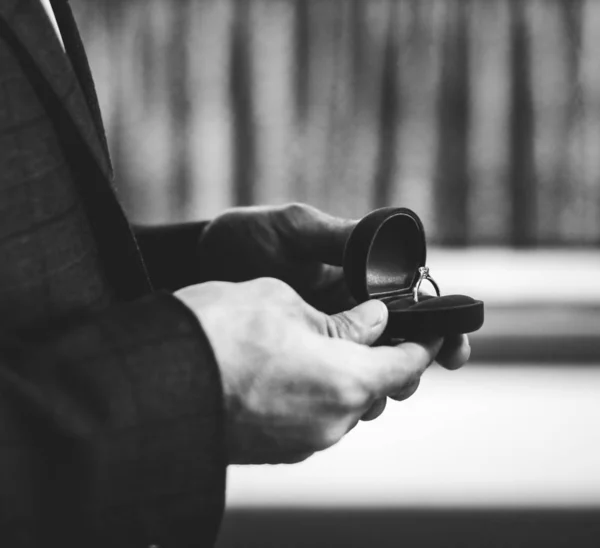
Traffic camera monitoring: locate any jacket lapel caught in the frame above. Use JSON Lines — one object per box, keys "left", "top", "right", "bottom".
{"left": 0, "top": 0, "right": 152, "bottom": 298}
{"left": 0, "top": 0, "right": 112, "bottom": 181}
{"left": 50, "top": 0, "right": 113, "bottom": 175}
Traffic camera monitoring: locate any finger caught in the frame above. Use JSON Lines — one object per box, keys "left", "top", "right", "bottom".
{"left": 280, "top": 203, "right": 358, "bottom": 266}
{"left": 360, "top": 397, "right": 387, "bottom": 421}
{"left": 272, "top": 451, "right": 315, "bottom": 465}
{"left": 312, "top": 264, "right": 345, "bottom": 291}
{"left": 322, "top": 299, "right": 388, "bottom": 345}
{"left": 302, "top": 265, "right": 357, "bottom": 315}
{"left": 364, "top": 337, "right": 444, "bottom": 397}
{"left": 436, "top": 334, "right": 471, "bottom": 371}
{"left": 389, "top": 378, "right": 421, "bottom": 401}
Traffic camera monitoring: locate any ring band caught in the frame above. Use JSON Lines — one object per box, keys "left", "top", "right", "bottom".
{"left": 413, "top": 266, "right": 440, "bottom": 303}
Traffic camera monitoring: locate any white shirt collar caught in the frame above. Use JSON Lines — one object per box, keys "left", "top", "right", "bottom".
{"left": 39, "top": 0, "right": 66, "bottom": 52}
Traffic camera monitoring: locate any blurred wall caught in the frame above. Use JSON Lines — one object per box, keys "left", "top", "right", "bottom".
{"left": 73, "top": 0, "right": 600, "bottom": 246}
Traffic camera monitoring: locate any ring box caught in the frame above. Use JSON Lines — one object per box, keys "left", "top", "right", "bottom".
{"left": 343, "top": 207, "right": 484, "bottom": 341}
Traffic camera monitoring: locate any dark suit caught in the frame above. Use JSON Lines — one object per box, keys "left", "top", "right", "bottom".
{"left": 0, "top": 0, "right": 226, "bottom": 545}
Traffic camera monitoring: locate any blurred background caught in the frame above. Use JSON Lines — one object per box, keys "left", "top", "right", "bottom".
{"left": 73, "top": 0, "right": 600, "bottom": 546}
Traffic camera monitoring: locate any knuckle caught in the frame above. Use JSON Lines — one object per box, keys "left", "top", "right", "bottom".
{"left": 324, "top": 315, "right": 342, "bottom": 338}
{"left": 207, "top": 209, "right": 239, "bottom": 236}
{"left": 361, "top": 397, "right": 387, "bottom": 421}
{"left": 397, "top": 344, "right": 431, "bottom": 372}
{"left": 281, "top": 202, "right": 319, "bottom": 229}
{"left": 312, "top": 425, "right": 345, "bottom": 451}
{"left": 395, "top": 371, "right": 422, "bottom": 397}
{"left": 333, "top": 376, "right": 369, "bottom": 410}
{"left": 404, "top": 368, "right": 422, "bottom": 387}
{"left": 284, "top": 202, "right": 311, "bottom": 219}
{"left": 341, "top": 385, "right": 368, "bottom": 411}
{"left": 323, "top": 316, "right": 339, "bottom": 338}
{"left": 376, "top": 346, "right": 426, "bottom": 395}
{"left": 325, "top": 313, "right": 359, "bottom": 340}
{"left": 281, "top": 452, "right": 314, "bottom": 464}
{"left": 391, "top": 378, "right": 421, "bottom": 401}
{"left": 256, "top": 277, "right": 295, "bottom": 298}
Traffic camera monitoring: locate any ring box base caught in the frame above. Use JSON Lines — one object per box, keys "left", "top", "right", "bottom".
{"left": 383, "top": 294, "right": 484, "bottom": 340}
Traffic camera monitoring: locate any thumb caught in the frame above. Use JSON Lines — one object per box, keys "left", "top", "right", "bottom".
{"left": 326, "top": 300, "right": 388, "bottom": 345}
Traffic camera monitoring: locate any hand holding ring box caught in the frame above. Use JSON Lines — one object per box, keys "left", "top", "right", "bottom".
{"left": 343, "top": 207, "right": 484, "bottom": 342}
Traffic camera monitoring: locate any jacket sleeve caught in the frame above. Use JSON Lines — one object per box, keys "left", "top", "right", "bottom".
{"left": 134, "top": 222, "right": 210, "bottom": 291}
{"left": 0, "top": 292, "right": 226, "bottom": 548}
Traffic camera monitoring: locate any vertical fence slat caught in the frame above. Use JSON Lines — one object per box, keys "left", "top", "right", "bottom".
{"left": 348, "top": 0, "right": 390, "bottom": 217}
{"left": 168, "top": 0, "right": 192, "bottom": 219}
{"left": 113, "top": 0, "right": 175, "bottom": 224}
{"left": 296, "top": 0, "right": 343, "bottom": 212}
{"left": 508, "top": 0, "right": 535, "bottom": 246}
{"left": 468, "top": 0, "right": 511, "bottom": 245}
{"left": 249, "top": 0, "right": 296, "bottom": 207}
{"left": 528, "top": 0, "right": 563, "bottom": 243}
{"left": 434, "top": 0, "right": 471, "bottom": 245}
{"left": 372, "top": 0, "right": 400, "bottom": 210}
{"left": 579, "top": 0, "right": 600, "bottom": 243}
{"left": 230, "top": 0, "right": 255, "bottom": 207}
{"left": 558, "top": 0, "right": 594, "bottom": 243}
{"left": 185, "top": 0, "right": 234, "bottom": 220}
{"left": 391, "top": 0, "right": 444, "bottom": 236}
{"left": 320, "top": 0, "right": 367, "bottom": 217}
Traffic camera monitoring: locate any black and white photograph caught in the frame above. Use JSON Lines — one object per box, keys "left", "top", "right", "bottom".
{"left": 0, "top": 1, "right": 599, "bottom": 546}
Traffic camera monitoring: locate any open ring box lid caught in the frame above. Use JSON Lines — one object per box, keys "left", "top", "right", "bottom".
{"left": 343, "top": 207, "right": 484, "bottom": 341}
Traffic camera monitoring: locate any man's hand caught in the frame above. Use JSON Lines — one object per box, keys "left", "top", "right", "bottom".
{"left": 196, "top": 203, "right": 357, "bottom": 314}
{"left": 175, "top": 278, "right": 470, "bottom": 465}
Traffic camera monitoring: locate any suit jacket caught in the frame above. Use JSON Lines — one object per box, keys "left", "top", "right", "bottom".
{"left": 0, "top": 1, "right": 226, "bottom": 546}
